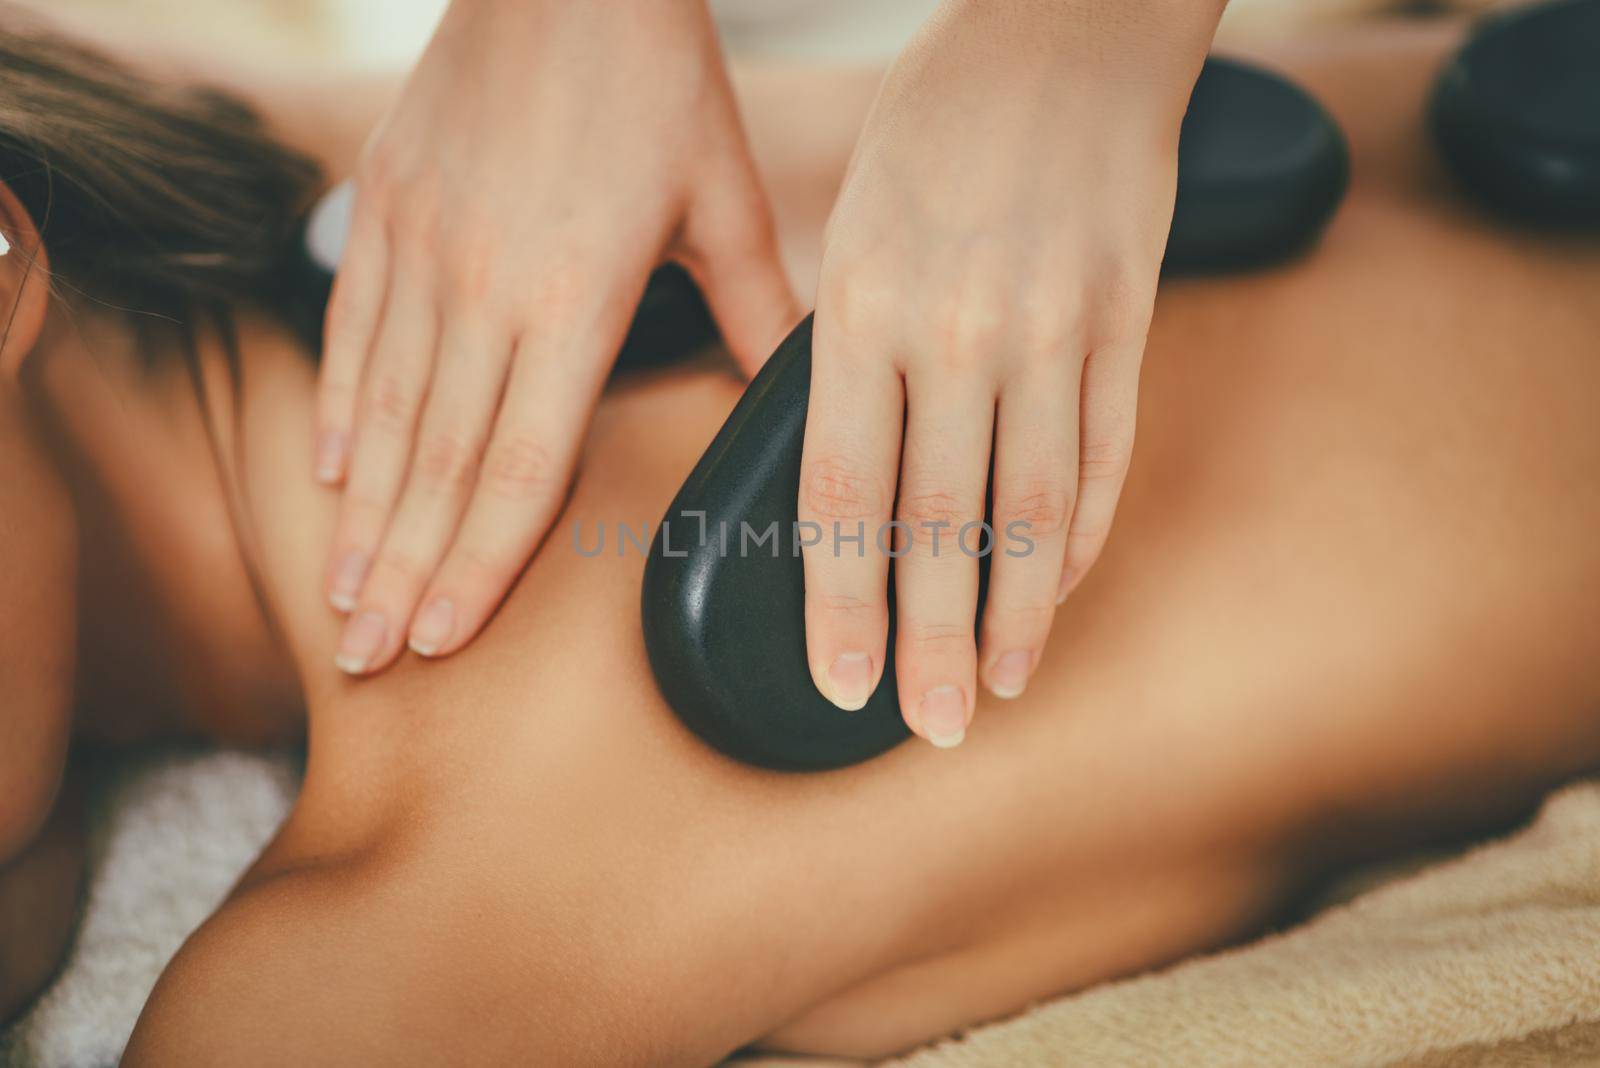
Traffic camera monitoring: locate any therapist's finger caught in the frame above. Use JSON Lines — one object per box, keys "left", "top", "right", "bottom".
{"left": 798, "top": 307, "right": 903, "bottom": 713}
{"left": 1058, "top": 339, "right": 1141, "bottom": 603}
{"left": 408, "top": 296, "right": 625, "bottom": 658}
{"left": 678, "top": 149, "right": 802, "bottom": 377}
{"left": 892, "top": 372, "right": 994, "bottom": 748}
{"left": 978, "top": 359, "right": 1078, "bottom": 700}
{"left": 316, "top": 193, "right": 388, "bottom": 485}
{"left": 334, "top": 321, "right": 512, "bottom": 676}
{"left": 324, "top": 257, "right": 439, "bottom": 615}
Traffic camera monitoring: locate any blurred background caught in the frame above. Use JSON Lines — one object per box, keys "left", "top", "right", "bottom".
{"left": 14, "top": 0, "right": 1509, "bottom": 72}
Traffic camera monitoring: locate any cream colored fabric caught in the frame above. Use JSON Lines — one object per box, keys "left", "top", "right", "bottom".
{"left": 866, "top": 782, "right": 1600, "bottom": 1068}
{"left": 736, "top": 784, "right": 1600, "bottom": 1067}
{"left": 2, "top": 749, "right": 303, "bottom": 1068}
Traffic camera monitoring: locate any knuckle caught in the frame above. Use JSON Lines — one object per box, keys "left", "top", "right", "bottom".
{"left": 1078, "top": 439, "right": 1133, "bottom": 485}
{"left": 1016, "top": 302, "right": 1082, "bottom": 368}
{"left": 364, "top": 371, "right": 421, "bottom": 433}
{"left": 897, "top": 490, "right": 975, "bottom": 543}
{"left": 340, "top": 490, "right": 390, "bottom": 528}
{"left": 483, "top": 433, "right": 559, "bottom": 502}
{"left": 393, "top": 194, "right": 445, "bottom": 262}
{"left": 405, "top": 216, "right": 443, "bottom": 264}
{"left": 1019, "top": 335, "right": 1076, "bottom": 374}
{"left": 1090, "top": 267, "right": 1155, "bottom": 346}
{"left": 997, "top": 480, "right": 1072, "bottom": 539}
{"left": 987, "top": 599, "right": 1056, "bottom": 636}
{"left": 819, "top": 262, "right": 896, "bottom": 341}
{"left": 924, "top": 295, "right": 1007, "bottom": 372}
{"left": 526, "top": 267, "right": 588, "bottom": 323}
{"left": 413, "top": 432, "right": 483, "bottom": 494}
{"left": 370, "top": 546, "right": 429, "bottom": 590}
{"left": 1067, "top": 520, "right": 1113, "bottom": 553}
{"left": 813, "top": 590, "right": 886, "bottom": 621}
{"left": 800, "top": 456, "right": 886, "bottom": 521}
{"left": 440, "top": 231, "right": 502, "bottom": 307}
{"left": 446, "top": 259, "right": 492, "bottom": 308}
{"left": 903, "top": 618, "right": 973, "bottom": 649}
{"left": 448, "top": 540, "right": 513, "bottom": 586}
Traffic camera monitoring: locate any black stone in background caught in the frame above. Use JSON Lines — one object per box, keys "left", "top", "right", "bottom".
{"left": 1430, "top": 0, "right": 1600, "bottom": 228}
{"left": 1166, "top": 56, "right": 1350, "bottom": 272}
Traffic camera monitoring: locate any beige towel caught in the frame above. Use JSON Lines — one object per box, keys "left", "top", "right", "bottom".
{"left": 888, "top": 782, "right": 1600, "bottom": 1068}
{"left": 740, "top": 782, "right": 1600, "bottom": 1068}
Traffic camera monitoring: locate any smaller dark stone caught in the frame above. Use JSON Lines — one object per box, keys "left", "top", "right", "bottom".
{"left": 1430, "top": 0, "right": 1600, "bottom": 227}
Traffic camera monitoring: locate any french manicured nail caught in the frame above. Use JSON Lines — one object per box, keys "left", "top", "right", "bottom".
{"left": 335, "top": 610, "right": 387, "bottom": 675}
{"left": 826, "top": 652, "right": 873, "bottom": 711}
{"left": 409, "top": 598, "right": 455, "bottom": 657}
{"left": 329, "top": 550, "right": 368, "bottom": 613}
{"left": 315, "top": 430, "right": 348, "bottom": 484}
{"left": 919, "top": 685, "right": 968, "bottom": 749}
{"left": 987, "top": 650, "right": 1033, "bottom": 699}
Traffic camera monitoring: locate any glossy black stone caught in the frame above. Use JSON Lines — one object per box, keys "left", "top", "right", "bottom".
{"left": 1430, "top": 0, "right": 1600, "bottom": 227}
{"left": 643, "top": 315, "right": 911, "bottom": 770}
{"left": 644, "top": 56, "right": 1352, "bottom": 771}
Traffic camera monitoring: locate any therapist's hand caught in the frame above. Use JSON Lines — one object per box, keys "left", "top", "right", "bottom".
{"left": 318, "top": 0, "right": 797, "bottom": 675}
{"left": 799, "top": 0, "right": 1219, "bottom": 745}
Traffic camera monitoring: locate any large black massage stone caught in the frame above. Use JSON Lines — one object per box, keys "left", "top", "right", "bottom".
{"left": 643, "top": 56, "right": 1350, "bottom": 771}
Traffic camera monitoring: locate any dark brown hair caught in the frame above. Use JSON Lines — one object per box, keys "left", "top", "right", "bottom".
{"left": 0, "top": 9, "right": 323, "bottom": 341}
{"left": 0, "top": 12, "right": 327, "bottom": 633}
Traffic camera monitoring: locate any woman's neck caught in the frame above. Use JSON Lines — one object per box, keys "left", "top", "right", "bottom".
{"left": 25, "top": 306, "right": 303, "bottom": 744}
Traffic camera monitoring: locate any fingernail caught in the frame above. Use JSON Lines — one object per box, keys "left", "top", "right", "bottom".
{"left": 335, "top": 610, "right": 387, "bottom": 675}
{"left": 409, "top": 598, "right": 455, "bottom": 657}
{"left": 825, "top": 652, "right": 874, "bottom": 711}
{"left": 315, "top": 430, "right": 348, "bottom": 484}
{"left": 1056, "top": 566, "right": 1080, "bottom": 605}
{"left": 329, "top": 550, "right": 368, "bottom": 613}
{"left": 987, "top": 650, "right": 1033, "bottom": 699}
{"left": 918, "top": 685, "right": 968, "bottom": 749}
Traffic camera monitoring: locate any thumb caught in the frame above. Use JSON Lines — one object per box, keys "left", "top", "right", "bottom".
{"left": 677, "top": 160, "right": 803, "bottom": 378}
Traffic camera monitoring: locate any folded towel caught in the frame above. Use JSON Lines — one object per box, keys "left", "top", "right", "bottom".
{"left": 879, "top": 782, "right": 1600, "bottom": 1068}
{"left": 1, "top": 747, "right": 300, "bottom": 1068}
